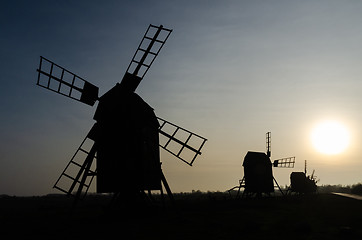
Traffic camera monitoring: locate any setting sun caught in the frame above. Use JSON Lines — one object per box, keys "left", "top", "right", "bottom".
{"left": 311, "top": 120, "right": 350, "bottom": 155}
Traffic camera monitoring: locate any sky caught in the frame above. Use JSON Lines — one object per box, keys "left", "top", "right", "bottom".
{"left": 1, "top": 0, "right": 362, "bottom": 196}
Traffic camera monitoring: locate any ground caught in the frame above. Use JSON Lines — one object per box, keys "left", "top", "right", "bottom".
{"left": 0, "top": 193, "right": 361, "bottom": 239}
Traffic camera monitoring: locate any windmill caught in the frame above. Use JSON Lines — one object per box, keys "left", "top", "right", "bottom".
{"left": 36, "top": 24, "right": 207, "bottom": 204}
{"left": 288, "top": 160, "right": 318, "bottom": 194}
{"left": 228, "top": 132, "right": 295, "bottom": 198}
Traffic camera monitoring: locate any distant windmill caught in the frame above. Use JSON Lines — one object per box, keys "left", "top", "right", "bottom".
{"left": 229, "top": 132, "right": 295, "bottom": 197}
{"left": 36, "top": 24, "right": 207, "bottom": 204}
{"left": 288, "top": 160, "right": 318, "bottom": 194}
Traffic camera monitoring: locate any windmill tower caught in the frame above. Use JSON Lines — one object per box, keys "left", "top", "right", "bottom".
{"left": 228, "top": 132, "right": 295, "bottom": 198}
{"left": 36, "top": 24, "right": 207, "bottom": 204}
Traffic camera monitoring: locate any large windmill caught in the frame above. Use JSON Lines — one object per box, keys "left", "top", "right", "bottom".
{"left": 36, "top": 24, "right": 207, "bottom": 203}
{"left": 229, "top": 132, "right": 295, "bottom": 198}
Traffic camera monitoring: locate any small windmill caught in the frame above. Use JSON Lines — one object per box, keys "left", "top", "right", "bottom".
{"left": 228, "top": 132, "right": 295, "bottom": 198}
{"left": 288, "top": 160, "right": 318, "bottom": 194}
{"left": 36, "top": 24, "right": 207, "bottom": 204}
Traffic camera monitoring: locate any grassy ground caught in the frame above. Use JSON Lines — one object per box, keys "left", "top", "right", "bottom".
{"left": 0, "top": 193, "right": 361, "bottom": 239}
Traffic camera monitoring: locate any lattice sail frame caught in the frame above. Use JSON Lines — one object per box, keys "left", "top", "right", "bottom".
{"left": 37, "top": 56, "right": 99, "bottom": 106}
{"left": 53, "top": 131, "right": 97, "bottom": 199}
{"left": 273, "top": 157, "right": 295, "bottom": 168}
{"left": 126, "top": 24, "right": 172, "bottom": 79}
{"left": 157, "top": 117, "right": 207, "bottom": 166}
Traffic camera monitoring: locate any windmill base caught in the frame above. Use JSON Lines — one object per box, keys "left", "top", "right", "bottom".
{"left": 106, "top": 168, "right": 174, "bottom": 209}
{"left": 228, "top": 176, "right": 285, "bottom": 199}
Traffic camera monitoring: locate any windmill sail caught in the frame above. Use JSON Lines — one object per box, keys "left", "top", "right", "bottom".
{"left": 120, "top": 24, "right": 172, "bottom": 92}
{"left": 53, "top": 126, "right": 97, "bottom": 199}
{"left": 273, "top": 157, "right": 295, "bottom": 168}
{"left": 37, "top": 56, "right": 99, "bottom": 106}
{"left": 157, "top": 117, "right": 207, "bottom": 166}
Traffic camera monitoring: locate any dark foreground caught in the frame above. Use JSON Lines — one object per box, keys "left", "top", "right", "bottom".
{"left": 0, "top": 193, "right": 361, "bottom": 239}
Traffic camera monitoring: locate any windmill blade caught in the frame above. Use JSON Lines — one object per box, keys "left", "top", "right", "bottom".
{"left": 53, "top": 125, "right": 98, "bottom": 199}
{"left": 157, "top": 117, "right": 207, "bottom": 166}
{"left": 311, "top": 169, "right": 315, "bottom": 179}
{"left": 120, "top": 24, "right": 172, "bottom": 92}
{"left": 273, "top": 157, "right": 295, "bottom": 168}
{"left": 37, "top": 56, "right": 99, "bottom": 106}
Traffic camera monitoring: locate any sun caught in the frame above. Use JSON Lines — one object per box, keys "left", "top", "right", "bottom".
{"left": 311, "top": 120, "right": 350, "bottom": 155}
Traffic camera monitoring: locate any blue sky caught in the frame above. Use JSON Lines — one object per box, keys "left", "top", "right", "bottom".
{"left": 2, "top": 0, "right": 362, "bottom": 195}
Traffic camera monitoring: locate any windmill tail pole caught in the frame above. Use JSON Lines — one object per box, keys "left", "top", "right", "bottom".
{"left": 160, "top": 170, "right": 174, "bottom": 204}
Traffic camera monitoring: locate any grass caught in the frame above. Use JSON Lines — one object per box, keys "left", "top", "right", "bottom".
{"left": 0, "top": 193, "right": 361, "bottom": 239}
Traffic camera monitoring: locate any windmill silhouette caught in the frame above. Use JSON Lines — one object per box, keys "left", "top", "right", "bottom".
{"left": 229, "top": 132, "right": 295, "bottom": 198}
{"left": 36, "top": 24, "right": 207, "bottom": 204}
{"left": 288, "top": 160, "right": 318, "bottom": 194}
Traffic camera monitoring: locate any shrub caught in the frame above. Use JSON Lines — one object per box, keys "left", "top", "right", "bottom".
{"left": 351, "top": 183, "right": 362, "bottom": 195}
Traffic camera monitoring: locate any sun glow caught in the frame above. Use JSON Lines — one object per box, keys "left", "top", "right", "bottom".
{"left": 311, "top": 120, "right": 350, "bottom": 155}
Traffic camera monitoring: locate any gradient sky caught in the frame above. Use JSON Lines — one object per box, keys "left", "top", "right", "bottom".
{"left": 2, "top": 0, "right": 362, "bottom": 196}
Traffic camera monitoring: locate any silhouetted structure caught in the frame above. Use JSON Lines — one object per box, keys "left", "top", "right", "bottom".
{"left": 229, "top": 132, "right": 295, "bottom": 198}
{"left": 36, "top": 24, "right": 207, "bottom": 205}
{"left": 288, "top": 160, "right": 318, "bottom": 194}
{"left": 243, "top": 151, "right": 274, "bottom": 195}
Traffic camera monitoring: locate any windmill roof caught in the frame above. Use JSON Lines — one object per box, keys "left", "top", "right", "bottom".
{"left": 242, "top": 151, "right": 271, "bottom": 167}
